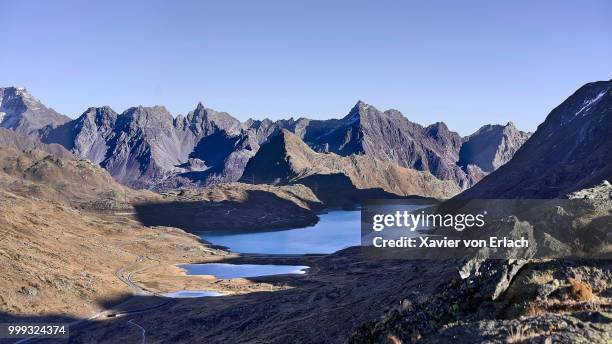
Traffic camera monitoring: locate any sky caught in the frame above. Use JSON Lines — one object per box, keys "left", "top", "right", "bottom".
{"left": 1, "top": 1, "right": 610, "bottom": 135}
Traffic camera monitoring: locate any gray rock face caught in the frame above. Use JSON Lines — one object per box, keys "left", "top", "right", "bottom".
{"left": 459, "top": 258, "right": 530, "bottom": 301}
{"left": 40, "top": 106, "right": 118, "bottom": 163}
{"left": 178, "top": 117, "right": 280, "bottom": 185}
{"left": 0, "top": 87, "right": 70, "bottom": 135}
{"left": 460, "top": 79, "right": 612, "bottom": 199}
{"left": 458, "top": 122, "right": 531, "bottom": 173}
{"left": 43, "top": 105, "right": 190, "bottom": 187}
{"left": 40, "top": 102, "right": 272, "bottom": 189}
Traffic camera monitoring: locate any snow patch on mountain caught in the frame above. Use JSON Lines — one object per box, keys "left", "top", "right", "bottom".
{"left": 576, "top": 88, "right": 608, "bottom": 117}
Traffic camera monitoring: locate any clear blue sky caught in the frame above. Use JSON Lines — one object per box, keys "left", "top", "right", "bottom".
{"left": 1, "top": 0, "right": 610, "bottom": 135}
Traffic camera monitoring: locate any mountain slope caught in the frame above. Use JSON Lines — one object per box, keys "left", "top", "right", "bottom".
{"left": 0, "top": 146, "right": 225, "bottom": 319}
{"left": 0, "top": 127, "right": 74, "bottom": 160}
{"left": 0, "top": 145, "right": 155, "bottom": 209}
{"left": 0, "top": 87, "right": 70, "bottom": 135}
{"left": 240, "top": 129, "right": 460, "bottom": 199}
{"left": 459, "top": 79, "right": 612, "bottom": 198}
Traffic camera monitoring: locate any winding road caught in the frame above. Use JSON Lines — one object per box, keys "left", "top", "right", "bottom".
{"left": 13, "top": 236, "right": 173, "bottom": 344}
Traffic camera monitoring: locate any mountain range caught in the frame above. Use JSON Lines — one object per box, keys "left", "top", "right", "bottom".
{"left": 1, "top": 86, "right": 532, "bottom": 196}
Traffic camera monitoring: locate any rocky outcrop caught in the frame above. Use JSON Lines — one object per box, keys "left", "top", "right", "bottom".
{"left": 240, "top": 129, "right": 461, "bottom": 200}
{"left": 458, "top": 122, "right": 531, "bottom": 173}
{"left": 459, "top": 79, "right": 612, "bottom": 199}
{"left": 0, "top": 87, "right": 70, "bottom": 135}
{"left": 176, "top": 102, "right": 241, "bottom": 136}
{"left": 568, "top": 180, "right": 612, "bottom": 200}
{"left": 349, "top": 259, "right": 612, "bottom": 344}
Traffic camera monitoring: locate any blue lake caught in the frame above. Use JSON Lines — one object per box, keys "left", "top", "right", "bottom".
{"left": 200, "top": 211, "right": 361, "bottom": 254}
{"left": 162, "top": 290, "right": 224, "bottom": 298}
{"left": 179, "top": 263, "right": 309, "bottom": 278}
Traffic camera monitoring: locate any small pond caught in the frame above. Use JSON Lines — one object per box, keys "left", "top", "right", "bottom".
{"left": 162, "top": 290, "right": 225, "bottom": 298}
{"left": 179, "top": 263, "right": 309, "bottom": 279}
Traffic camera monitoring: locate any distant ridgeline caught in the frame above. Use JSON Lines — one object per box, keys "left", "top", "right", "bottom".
{"left": 5, "top": 80, "right": 610, "bottom": 200}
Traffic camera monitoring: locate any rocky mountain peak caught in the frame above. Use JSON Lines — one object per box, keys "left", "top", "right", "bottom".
{"left": 344, "top": 100, "right": 369, "bottom": 122}
{"left": 0, "top": 87, "right": 36, "bottom": 106}
{"left": 0, "top": 86, "right": 70, "bottom": 135}
{"left": 458, "top": 122, "right": 531, "bottom": 173}
{"left": 354, "top": 100, "right": 368, "bottom": 109}
{"left": 0, "top": 87, "right": 25, "bottom": 103}
{"left": 238, "top": 129, "right": 311, "bottom": 185}
{"left": 266, "top": 128, "right": 312, "bottom": 156}
{"left": 298, "top": 101, "right": 474, "bottom": 187}
{"left": 424, "top": 121, "right": 463, "bottom": 161}
{"left": 120, "top": 105, "right": 174, "bottom": 129}
{"left": 184, "top": 102, "right": 240, "bottom": 136}
{"left": 82, "top": 106, "right": 118, "bottom": 125}
{"left": 544, "top": 80, "right": 611, "bottom": 132}
{"left": 345, "top": 100, "right": 387, "bottom": 122}
{"left": 424, "top": 121, "right": 456, "bottom": 141}
{"left": 427, "top": 121, "right": 449, "bottom": 131}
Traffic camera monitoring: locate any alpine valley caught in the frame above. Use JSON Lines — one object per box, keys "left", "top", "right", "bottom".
{"left": 0, "top": 79, "right": 611, "bottom": 344}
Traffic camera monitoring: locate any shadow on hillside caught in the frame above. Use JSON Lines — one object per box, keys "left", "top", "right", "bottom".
{"left": 190, "top": 131, "right": 242, "bottom": 168}
{"left": 296, "top": 173, "right": 432, "bottom": 208}
{"left": 179, "top": 131, "right": 245, "bottom": 182}
{"left": 0, "top": 248, "right": 458, "bottom": 344}
{"left": 0, "top": 289, "right": 311, "bottom": 343}
{"left": 0, "top": 293, "right": 177, "bottom": 344}
{"left": 133, "top": 190, "right": 320, "bottom": 232}
{"left": 2, "top": 258, "right": 610, "bottom": 344}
